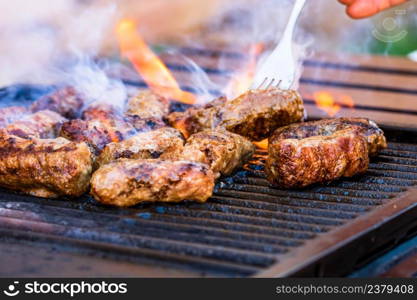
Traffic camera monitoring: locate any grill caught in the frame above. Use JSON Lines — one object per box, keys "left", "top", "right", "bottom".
{"left": 0, "top": 125, "right": 416, "bottom": 277}
{"left": 1, "top": 47, "right": 417, "bottom": 277}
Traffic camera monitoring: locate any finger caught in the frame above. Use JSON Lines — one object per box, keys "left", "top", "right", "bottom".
{"left": 338, "top": 0, "right": 355, "bottom": 4}
{"left": 389, "top": 0, "right": 408, "bottom": 6}
{"left": 347, "top": 0, "right": 408, "bottom": 19}
{"left": 347, "top": 0, "right": 383, "bottom": 19}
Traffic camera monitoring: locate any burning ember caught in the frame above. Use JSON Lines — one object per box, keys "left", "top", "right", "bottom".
{"left": 116, "top": 19, "right": 196, "bottom": 104}
{"left": 313, "top": 91, "right": 355, "bottom": 117}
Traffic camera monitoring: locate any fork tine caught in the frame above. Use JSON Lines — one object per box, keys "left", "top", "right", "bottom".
{"left": 276, "top": 80, "right": 282, "bottom": 88}
{"left": 266, "top": 78, "right": 275, "bottom": 89}
{"left": 257, "top": 77, "right": 268, "bottom": 89}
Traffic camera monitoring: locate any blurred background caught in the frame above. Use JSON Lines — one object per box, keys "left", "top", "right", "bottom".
{"left": 0, "top": 0, "right": 415, "bottom": 87}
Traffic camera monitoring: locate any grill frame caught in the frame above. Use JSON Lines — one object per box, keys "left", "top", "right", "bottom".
{"left": 256, "top": 189, "right": 417, "bottom": 277}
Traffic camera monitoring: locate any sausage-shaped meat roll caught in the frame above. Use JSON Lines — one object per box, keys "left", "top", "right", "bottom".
{"left": 270, "top": 118, "right": 387, "bottom": 156}
{"left": 266, "top": 129, "right": 370, "bottom": 188}
{"left": 3, "top": 110, "right": 67, "bottom": 139}
{"left": 179, "top": 130, "right": 255, "bottom": 177}
{"left": 30, "top": 86, "right": 85, "bottom": 119}
{"left": 125, "top": 90, "right": 170, "bottom": 120}
{"left": 0, "top": 132, "right": 94, "bottom": 197}
{"left": 90, "top": 159, "right": 215, "bottom": 207}
{"left": 167, "top": 88, "right": 305, "bottom": 141}
{"left": 96, "top": 127, "right": 184, "bottom": 167}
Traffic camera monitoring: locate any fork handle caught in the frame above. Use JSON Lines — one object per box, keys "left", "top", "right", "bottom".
{"left": 279, "top": 0, "right": 306, "bottom": 45}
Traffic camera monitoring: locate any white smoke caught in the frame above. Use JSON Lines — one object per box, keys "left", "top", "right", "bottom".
{"left": 0, "top": 0, "right": 315, "bottom": 107}
{"left": 0, "top": 0, "right": 126, "bottom": 107}
{"left": 173, "top": 0, "right": 313, "bottom": 100}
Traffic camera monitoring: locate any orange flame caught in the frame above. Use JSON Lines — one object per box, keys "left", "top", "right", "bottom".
{"left": 116, "top": 19, "right": 196, "bottom": 104}
{"left": 313, "top": 91, "right": 355, "bottom": 117}
{"left": 225, "top": 43, "right": 264, "bottom": 99}
{"left": 253, "top": 139, "right": 268, "bottom": 150}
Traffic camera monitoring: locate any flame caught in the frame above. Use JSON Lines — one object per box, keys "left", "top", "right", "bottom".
{"left": 225, "top": 43, "right": 264, "bottom": 99}
{"left": 116, "top": 19, "right": 196, "bottom": 104}
{"left": 314, "top": 91, "right": 341, "bottom": 117}
{"left": 253, "top": 139, "right": 268, "bottom": 150}
{"left": 173, "top": 118, "right": 190, "bottom": 139}
{"left": 313, "top": 91, "right": 355, "bottom": 117}
{"left": 339, "top": 94, "right": 355, "bottom": 108}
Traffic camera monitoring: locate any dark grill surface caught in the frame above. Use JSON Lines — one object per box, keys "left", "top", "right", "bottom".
{"left": 0, "top": 129, "right": 417, "bottom": 277}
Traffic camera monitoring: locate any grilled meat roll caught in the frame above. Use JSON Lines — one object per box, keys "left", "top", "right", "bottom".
{"left": 3, "top": 110, "right": 67, "bottom": 139}
{"left": 125, "top": 114, "right": 166, "bottom": 132}
{"left": 266, "top": 129, "right": 369, "bottom": 188}
{"left": 97, "top": 127, "right": 184, "bottom": 167}
{"left": 81, "top": 103, "right": 121, "bottom": 122}
{"left": 30, "top": 87, "right": 85, "bottom": 119}
{"left": 179, "top": 130, "right": 255, "bottom": 177}
{"left": 91, "top": 159, "right": 215, "bottom": 207}
{"left": 167, "top": 88, "right": 304, "bottom": 141}
{"left": 60, "top": 119, "right": 126, "bottom": 155}
{"left": 0, "top": 132, "right": 94, "bottom": 197}
{"left": 126, "top": 90, "right": 170, "bottom": 120}
{"left": 60, "top": 103, "right": 164, "bottom": 154}
{"left": 271, "top": 118, "right": 387, "bottom": 156}
{"left": 0, "top": 106, "right": 29, "bottom": 128}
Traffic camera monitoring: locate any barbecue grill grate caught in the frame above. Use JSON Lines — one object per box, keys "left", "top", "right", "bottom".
{"left": 0, "top": 129, "right": 416, "bottom": 277}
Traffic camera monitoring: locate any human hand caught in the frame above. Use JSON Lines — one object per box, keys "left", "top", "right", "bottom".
{"left": 339, "top": 0, "right": 409, "bottom": 19}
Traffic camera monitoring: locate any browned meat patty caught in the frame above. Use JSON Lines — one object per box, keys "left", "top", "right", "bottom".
{"left": 81, "top": 103, "right": 121, "bottom": 122}
{"left": 125, "top": 90, "right": 170, "bottom": 120}
{"left": 179, "top": 130, "right": 255, "bottom": 177}
{"left": 3, "top": 110, "right": 67, "bottom": 139}
{"left": 61, "top": 103, "right": 165, "bottom": 154}
{"left": 90, "top": 159, "right": 215, "bottom": 207}
{"left": 167, "top": 88, "right": 304, "bottom": 141}
{"left": 0, "top": 106, "right": 29, "bottom": 128}
{"left": 124, "top": 114, "right": 166, "bottom": 132}
{"left": 30, "top": 87, "right": 85, "bottom": 119}
{"left": 266, "top": 129, "right": 369, "bottom": 188}
{"left": 271, "top": 118, "right": 387, "bottom": 156}
{"left": 264, "top": 117, "right": 388, "bottom": 188}
{"left": 0, "top": 132, "right": 94, "bottom": 197}
{"left": 166, "top": 96, "right": 228, "bottom": 137}
{"left": 97, "top": 127, "right": 185, "bottom": 167}
{"left": 60, "top": 119, "right": 126, "bottom": 155}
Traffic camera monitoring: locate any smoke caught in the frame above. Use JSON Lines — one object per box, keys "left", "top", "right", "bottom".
{"left": 0, "top": 0, "right": 316, "bottom": 108}
{"left": 0, "top": 0, "right": 126, "bottom": 107}
{"left": 171, "top": 0, "right": 313, "bottom": 100}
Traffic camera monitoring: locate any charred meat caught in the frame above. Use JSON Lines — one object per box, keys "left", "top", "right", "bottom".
{"left": 126, "top": 90, "right": 170, "bottom": 120}
{"left": 3, "top": 110, "right": 67, "bottom": 139}
{"left": 0, "top": 106, "right": 29, "bottom": 128}
{"left": 0, "top": 132, "right": 94, "bottom": 197}
{"left": 266, "top": 129, "right": 369, "bottom": 188}
{"left": 30, "top": 86, "right": 85, "bottom": 119}
{"left": 167, "top": 88, "right": 304, "bottom": 141}
{"left": 270, "top": 118, "right": 387, "bottom": 156}
{"left": 81, "top": 103, "right": 121, "bottom": 122}
{"left": 265, "top": 117, "right": 387, "bottom": 188}
{"left": 125, "top": 114, "right": 166, "bottom": 132}
{"left": 179, "top": 129, "right": 255, "bottom": 177}
{"left": 61, "top": 103, "right": 165, "bottom": 154}
{"left": 97, "top": 127, "right": 184, "bottom": 167}
{"left": 60, "top": 119, "right": 126, "bottom": 155}
{"left": 91, "top": 159, "right": 215, "bottom": 207}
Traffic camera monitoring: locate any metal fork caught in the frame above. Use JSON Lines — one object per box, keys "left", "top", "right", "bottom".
{"left": 251, "top": 0, "right": 306, "bottom": 90}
